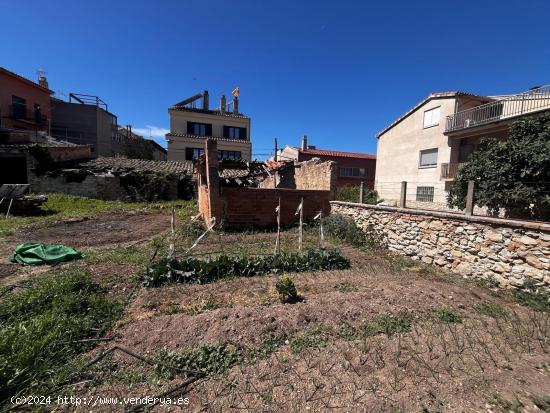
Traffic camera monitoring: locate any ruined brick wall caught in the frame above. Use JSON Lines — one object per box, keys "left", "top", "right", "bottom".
{"left": 47, "top": 145, "right": 91, "bottom": 162}
{"left": 222, "top": 187, "right": 331, "bottom": 227}
{"left": 331, "top": 201, "right": 550, "bottom": 290}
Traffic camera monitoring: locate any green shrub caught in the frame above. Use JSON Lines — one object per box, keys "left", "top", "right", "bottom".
{"left": 336, "top": 185, "right": 380, "bottom": 204}
{"left": 513, "top": 288, "right": 549, "bottom": 312}
{"left": 143, "top": 248, "right": 350, "bottom": 287}
{"left": 323, "top": 214, "right": 383, "bottom": 250}
{"left": 0, "top": 271, "right": 121, "bottom": 406}
{"left": 275, "top": 275, "right": 299, "bottom": 304}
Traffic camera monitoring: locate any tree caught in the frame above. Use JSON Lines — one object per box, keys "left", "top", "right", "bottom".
{"left": 447, "top": 112, "right": 550, "bottom": 220}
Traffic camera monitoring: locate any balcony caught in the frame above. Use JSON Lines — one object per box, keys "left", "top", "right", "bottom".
{"left": 440, "top": 162, "right": 467, "bottom": 180}
{"left": 8, "top": 104, "right": 47, "bottom": 124}
{"left": 445, "top": 85, "right": 550, "bottom": 133}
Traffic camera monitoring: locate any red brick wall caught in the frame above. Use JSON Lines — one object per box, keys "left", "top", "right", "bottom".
{"left": 297, "top": 152, "right": 376, "bottom": 189}
{"left": 221, "top": 187, "right": 331, "bottom": 227}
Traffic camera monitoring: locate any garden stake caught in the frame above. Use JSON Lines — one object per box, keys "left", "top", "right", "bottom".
{"left": 314, "top": 210, "right": 324, "bottom": 248}
{"left": 187, "top": 216, "right": 216, "bottom": 253}
{"left": 295, "top": 197, "right": 303, "bottom": 251}
{"left": 167, "top": 206, "right": 176, "bottom": 259}
{"left": 274, "top": 197, "right": 281, "bottom": 255}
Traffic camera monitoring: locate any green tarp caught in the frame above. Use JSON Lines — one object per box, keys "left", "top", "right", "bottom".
{"left": 10, "top": 243, "right": 83, "bottom": 266}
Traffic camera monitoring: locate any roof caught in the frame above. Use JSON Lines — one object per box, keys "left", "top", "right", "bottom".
{"left": 376, "top": 91, "right": 493, "bottom": 138}
{"left": 79, "top": 157, "right": 193, "bottom": 175}
{"left": 0, "top": 67, "right": 53, "bottom": 94}
{"left": 298, "top": 147, "right": 376, "bottom": 160}
{"left": 169, "top": 106, "right": 249, "bottom": 119}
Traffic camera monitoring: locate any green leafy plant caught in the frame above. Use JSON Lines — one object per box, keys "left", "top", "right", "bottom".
{"left": 513, "top": 287, "right": 549, "bottom": 312}
{"left": 143, "top": 248, "right": 350, "bottom": 287}
{"left": 323, "top": 214, "right": 383, "bottom": 250}
{"left": 0, "top": 271, "right": 121, "bottom": 406}
{"left": 157, "top": 343, "right": 243, "bottom": 377}
{"left": 360, "top": 312, "right": 413, "bottom": 337}
{"left": 474, "top": 302, "right": 508, "bottom": 318}
{"left": 448, "top": 113, "right": 550, "bottom": 219}
{"left": 432, "top": 307, "right": 462, "bottom": 323}
{"left": 275, "top": 275, "right": 299, "bottom": 304}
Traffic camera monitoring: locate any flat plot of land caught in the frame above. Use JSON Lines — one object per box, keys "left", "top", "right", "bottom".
{"left": 2, "top": 200, "right": 548, "bottom": 412}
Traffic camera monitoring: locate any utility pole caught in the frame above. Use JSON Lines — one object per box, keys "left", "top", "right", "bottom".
{"left": 274, "top": 137, "right": 278, "bottom": 161}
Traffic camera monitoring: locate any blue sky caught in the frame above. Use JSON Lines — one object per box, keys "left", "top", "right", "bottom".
{"left": 2, "top": 0, "right": 549, "bottom": 159}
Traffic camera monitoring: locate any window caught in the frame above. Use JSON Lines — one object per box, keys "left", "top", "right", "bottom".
{"left": 12, "top": 96, "right": 26, "bottom": 119}
{"left": 416, "top": 186, "right": 434, "bottom": 202}
{"left": 419, "top": 148, "right": 438, "bottom": 168}
{"left": 340, "top": 167, "right": 367, "bottom": 178}
{"left": 423, "top": 106, "right": 440, "bottom": 128}
{"left": 185, "top": 147, "right": 204, "bottom": 160}
{"left": 224, "top": 126, "right": 247, "bottom": 140}
{"left": 218, "top": 150, "right": 241, "bottom": 160}
{"left": 187, "top": 122, "right": 211, "bottom": 136}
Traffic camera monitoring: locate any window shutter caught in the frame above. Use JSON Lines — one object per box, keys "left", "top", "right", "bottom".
{"left": 205, "top": 124, "right": 212, "bottom": 136}
{"left": 240, "top": 127, "right": 247, "bottom": 140}
{"left": 223, "top": 126, "right": 229, "bottom": 138}
{"left": 187, "top": 122, "right": 194, "bottom": 134}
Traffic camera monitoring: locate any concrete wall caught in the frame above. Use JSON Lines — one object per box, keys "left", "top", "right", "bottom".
{"left": 331, "top": 201, "right": 550, "bottom": 290}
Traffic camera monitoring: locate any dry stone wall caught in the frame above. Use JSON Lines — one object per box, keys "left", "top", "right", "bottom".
{"left": 331, "top": 201, "right": 550, "bottom": 289}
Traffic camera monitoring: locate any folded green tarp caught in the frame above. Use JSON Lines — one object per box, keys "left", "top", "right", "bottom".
{"left": 10, "top": 243, "right": 83, "bottom": 265}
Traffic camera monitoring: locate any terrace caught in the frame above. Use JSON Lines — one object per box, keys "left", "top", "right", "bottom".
{"left": 445, "top": 85, "right": 550, "bottom": 133}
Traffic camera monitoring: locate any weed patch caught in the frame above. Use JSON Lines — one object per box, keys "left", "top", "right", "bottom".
{"left": 0, "top": 271, "right": 121, "bottom": 406}
{"left": 475, "top": 302, "right": 508, "bottom": 318}
{"left": 290, "top": 327, "right": 331, "bottom": 354}
{"left": 513, "top": 288, "right": 549, "bottom": 312}
{"left": 361, "top": 312, "right": 413, "bottom": 337}
{"left": 432, "top": 307, "right": 462, "bottom": 323}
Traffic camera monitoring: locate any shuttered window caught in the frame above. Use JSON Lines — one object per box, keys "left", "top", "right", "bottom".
{"left": 423, "top": 106, "right": 440, "bottom": 128}
{"left": 419, "top": 148, "right": 438, "bottom": 168}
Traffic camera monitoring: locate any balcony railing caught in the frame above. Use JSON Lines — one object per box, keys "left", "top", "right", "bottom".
{"left": 440, "top": 162, "right": 467, "bottom": 180}
{"left": 445, "top": 85, "right": 550, "bottom": 132}
{"left": 8, "top": 104, "right": 47, "bottom": 124}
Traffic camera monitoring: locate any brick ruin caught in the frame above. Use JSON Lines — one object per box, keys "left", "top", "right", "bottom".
{"left": 197, "top": 139, "right": 335, "bottom": 228}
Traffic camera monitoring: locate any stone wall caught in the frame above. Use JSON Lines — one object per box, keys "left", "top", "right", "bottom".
{"left": 29, "top": 172, "right": 179, "bottom": 201}
{"left": 331, "top": 201, "right": 550, "bottom": 289}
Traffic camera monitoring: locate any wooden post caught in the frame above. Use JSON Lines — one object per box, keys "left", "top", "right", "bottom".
{"left": 359, "top": 181, "right": 364, "bottom": 204}
{"left": 465, "top": 180, "right": 475, "bottom": 216}
{"left": 298, "top": 197, "right": 304, "bottom": 252}
{"left": 400, "top": 181, "right": 407, "bottom": 208}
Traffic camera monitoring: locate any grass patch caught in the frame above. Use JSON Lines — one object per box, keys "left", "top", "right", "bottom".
{"left": 361, "top": 312, "right": 413, "bottom": 337}
{"left": 532, "top": 395, "right": 550, "bottom": 412}
{"left": 335, "top": 283, "right": 358, "bottom": 293}
{"left": 144, "top": 248, "right": 350, "bottom": 287}
{"left": 86, "top": 245, "right": 150, "bottom": 266}
{"left": 290, "top": 327, "right": 331, "bottom": 354}
{"left": 0, "top": 270, "right": 121, "bottom": 407}
{"left": 513, "top": 288, "right": 549, "bottom": 312}
{"left": 474, "top": 302, "right": 508, "bottom": 318}
{"left": 185, "top": 299, "right": 222, "bottom": 315}
{"left": 432, "top": 307, "right": 462, "bottom": 323}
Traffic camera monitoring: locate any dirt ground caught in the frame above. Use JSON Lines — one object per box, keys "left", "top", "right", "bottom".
{"left": 2, "top": 213, "right": 549, "bottom": 412}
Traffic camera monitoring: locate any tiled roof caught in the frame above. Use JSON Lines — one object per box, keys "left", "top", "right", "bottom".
{"left": 166, "top": 132, "right": 251, "bottom": 144}
{"left": 0, "top": 67, "right": 53, "bottom": 94}
{"left": 169, "top": 106, "right": 250, "bottom": 119}
{"left": 79, "top": 157, "right": 193, "bottom": 175}
{"left": 298, "top": 147, "right": 376, "bottom": 160}
{"left": 376, "top": 91, "right": 494, "bottom": 138}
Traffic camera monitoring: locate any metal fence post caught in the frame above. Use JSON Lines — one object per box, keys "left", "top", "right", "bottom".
{"left": 400, "top": 181, "right": 407, "bottom": 208}
{"left": 465, "top": 180, "right": 475, "bottom": 216}
{"left": 359, "top": 181, "right": 364, "bottom": 204}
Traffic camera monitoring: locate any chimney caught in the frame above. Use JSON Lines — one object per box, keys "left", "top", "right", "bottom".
{"left": 301, "top": 135, "right": 308, "bottom": 150}
{"left": 203, "top": 90, "right": 209, "bottom": 110}
{"left": 220, "top": 95, "right": 226, "bottom": 113}
{"left": 233, "top": 96, "right": 239, "bottom": 114}
{"left": 37, "top": 70, "right": 49, "bottom": 89}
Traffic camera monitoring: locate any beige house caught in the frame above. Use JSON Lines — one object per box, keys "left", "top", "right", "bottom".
{"left": 166, "top": 90, "right": 252, "bottom": 162}
{"left": 375, "top": 85, "right": 550, "bottom": 209}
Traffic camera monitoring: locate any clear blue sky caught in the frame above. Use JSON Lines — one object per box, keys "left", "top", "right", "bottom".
{"left": 2, "top": 0, "right": 548, "bottom": 159}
